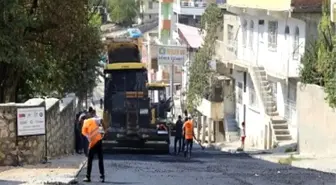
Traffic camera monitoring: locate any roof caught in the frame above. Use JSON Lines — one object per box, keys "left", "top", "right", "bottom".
{"left": 291, "top": 0, "right": 323, "bottom": 12}
{"left": 176, "top": 23, "right": 203, "bottom": 49}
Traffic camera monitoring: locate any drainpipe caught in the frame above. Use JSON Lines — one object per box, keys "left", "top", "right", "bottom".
{"left": 256, "top": 20, "right": 260, "bottom": 66}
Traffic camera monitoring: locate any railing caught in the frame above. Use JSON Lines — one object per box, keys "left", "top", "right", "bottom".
{"left": 216, "top": 0, "right": 226, "bottom": 4}
{"left": 267, "top": 118, "right": 277, "bottom": 149}
{"left": 215, "top": 40, "right": 238, "bottom": 62}
{"left": 180, "top": 0, "right": 207, "bottom": 7}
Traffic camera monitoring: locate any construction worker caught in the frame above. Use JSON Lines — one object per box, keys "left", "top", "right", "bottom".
{"left": 82, "top": 111, "right": 105, "bottom": 183}
{"left": 174, "top": 115, "right": 183, "bottom": 155}
{"left": 181, "top": 117, "right": 188, "bottom": 152}
{"left": 182, "top": 117, "right": 194, "bottom": 158}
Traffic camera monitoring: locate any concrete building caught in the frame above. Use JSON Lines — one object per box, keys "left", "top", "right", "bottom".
{"left": 172, "top": 0, "right": 207, "bottom": 40}
{"left": 138, "top": 0, "right": 159, "bottom": 24}
{"left": 214, "top": 0, "right": 322, "bottom": 149}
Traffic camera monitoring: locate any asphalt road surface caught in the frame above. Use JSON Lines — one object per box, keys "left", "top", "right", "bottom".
{"left": 77, "top": 144, "right": 336, "bottom": 185}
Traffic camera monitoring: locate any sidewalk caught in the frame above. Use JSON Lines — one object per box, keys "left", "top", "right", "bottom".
{"left": 0, "top": 154, "right": 86, "bottom": 185}
{"left": 204, "top": 141, "right": 270, "bottom": 154}
{"left": 207, "top": 141, "right": 336, "bottom": 174}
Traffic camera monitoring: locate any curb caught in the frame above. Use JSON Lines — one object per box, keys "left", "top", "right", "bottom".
{"left": 75, "top": 159, "right": 88, "bottom": 177}
{"left": 63, "top": 159, "right": 87, "bottom": 185}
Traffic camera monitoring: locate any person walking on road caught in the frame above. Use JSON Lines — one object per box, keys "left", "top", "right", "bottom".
{"left": 100, "top": 98, "right": 103, "bottom": 109}
{"left": 241, "top": 121, "right": 246, "bottom": 150}
{"left": 183, "top": 117, "right": 194, "bottom": 158}
{"left": 174, "top": 115, "right": 183, "bottom": 155}
{"left": 82, "top": 112, "right": 105, "bottom": 183}
{"left": 75, "top": 112, "right": 83, "bottom": 154}
{"left": 181, "top": 117, "right": 188, "bottom": 152}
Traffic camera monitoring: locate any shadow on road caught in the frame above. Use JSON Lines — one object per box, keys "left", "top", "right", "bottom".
{"left": 102, "top": 146, "right": 253, "bottom": 164}
{"left": 0, "top": 180, "right": 23, "bottom": 185}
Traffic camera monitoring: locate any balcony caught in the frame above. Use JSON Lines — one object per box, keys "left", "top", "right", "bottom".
{"left": 173, "top": 0, "right": 207, "bottom": 16}
{"left": 215, "top": 39, "right": 260, "bottom": 71}
{"left": 196, "top": 98, "right": 224, "bottom": 121}
{"left": 226, "top": 0, "right": 290, "bottom": 11}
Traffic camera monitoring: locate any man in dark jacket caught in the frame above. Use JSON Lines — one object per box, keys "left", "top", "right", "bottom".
{"left": 174, "top": 115, "right": 183, "bottom": 155}
{"left": 75, "top": 111, "right": 84, "bottom": 154}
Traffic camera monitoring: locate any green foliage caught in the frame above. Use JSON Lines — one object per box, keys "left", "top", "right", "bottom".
{"left": 299, "top": 0, "right": 336, "bottom": 108}
{"left": 107, "top": 0, "right": 138, "bottom": 26}
{"left": 89, "top": 13, "right": 103, "bottom": 27}
{"left": 0, "top": 0, "right": 103, "bottom": 103}
{"left": 186, "top": 3, "right": 223, "bottom": 111}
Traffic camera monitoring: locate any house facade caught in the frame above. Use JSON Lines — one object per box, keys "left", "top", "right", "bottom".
{"left": 138, "top": 0, "right": 159, "bottom": 24}
{"left": 215, "top": 0, "right": 322, "bottom": 149}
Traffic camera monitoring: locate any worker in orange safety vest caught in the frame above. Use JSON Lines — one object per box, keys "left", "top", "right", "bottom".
{"left": 82, "top": 111, "right": 105, "bottom": 183}
{"left": 182, "top": 117, "right": 194, "bottom": 158}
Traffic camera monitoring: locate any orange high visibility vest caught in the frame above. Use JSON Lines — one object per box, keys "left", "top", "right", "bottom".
{"left": 183, "top": 120, "right": 193, "bottom": 139}
{"left": 82, "top": 118, "right": 103, "bottom": 149}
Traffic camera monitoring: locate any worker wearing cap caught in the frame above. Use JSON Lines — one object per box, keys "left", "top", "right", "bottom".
{"left": 82, "top": 110, "right": 105, "bottom": 183}
{"left": 182, "top": 117, "right": 194, "bottom": 158}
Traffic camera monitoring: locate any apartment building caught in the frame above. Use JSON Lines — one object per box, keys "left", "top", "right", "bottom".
{"left": 138, "top": 0, "right": 159, "bottom": 24}
{"left": 215, "top": 0, "right": 322, "bottom": 149}
{"left": 172, "top": 0, "right": 207, "bottom": 40}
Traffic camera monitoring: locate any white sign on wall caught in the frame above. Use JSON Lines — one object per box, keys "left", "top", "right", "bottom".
{"left": 331, "top": 0, "right": 336, "bottom": 22}
{"left": 17, "top": 107, "right": 46, "bottom": 136}
{"left": 157, "top": 45, "right": 187, "bottom": 65}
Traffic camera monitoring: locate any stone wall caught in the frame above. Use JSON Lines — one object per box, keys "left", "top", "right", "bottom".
{"left": 0, "top": 95, "right": 77, "bottom": 166}
{"left": 297, "top": 83, "right": 336, "bottom": 157}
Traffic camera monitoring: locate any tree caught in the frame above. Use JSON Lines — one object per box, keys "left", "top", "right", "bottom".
{"left": 299, "top": 0, "right": 336, "bottom": 108}
{"left": 186, "top": 3, "right": 223, "bottom": 111}
{"left": 107, "top": 0, "right": 138, "bottom": 26}
{"left": 0, "top": 0, "right": 103, "bottom": 103}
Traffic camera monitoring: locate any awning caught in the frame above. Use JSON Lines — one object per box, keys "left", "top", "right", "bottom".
{"left": 176, "top": 23, "right": 203, "bottom": 49}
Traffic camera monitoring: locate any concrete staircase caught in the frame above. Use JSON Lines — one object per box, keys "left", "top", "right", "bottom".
{"left": 224, "top": 114, "right": 240, "bottom": 142}
{"left": 251, "top": 66, "right": 292, "bottom": 143}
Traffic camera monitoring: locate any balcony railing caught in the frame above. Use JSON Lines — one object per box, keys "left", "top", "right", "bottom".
{"left": 180, "top": 0, "right": 207, "bottom": 8}
{"left": 215, "top": 40, "right": 238, "bottom": 63}
{"left": 216, "top": 0, "right": 226, "bottom": 4}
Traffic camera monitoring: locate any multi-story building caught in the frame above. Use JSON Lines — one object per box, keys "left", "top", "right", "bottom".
{"left": 172, "top": 0, "right": 207, "bottom": 39}
{"left": 138, "top": 0, "right": 160, "bottom": 24}
{"left": 214, "top": 0, "right": 322, "bottom": 149}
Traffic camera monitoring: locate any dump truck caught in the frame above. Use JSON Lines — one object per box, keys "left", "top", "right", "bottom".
{"left": 102, "top": 37, "right": 170, "bottom": 153}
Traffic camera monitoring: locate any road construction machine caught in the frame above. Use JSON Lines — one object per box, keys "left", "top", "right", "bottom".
{"left": 102, "top": 37, "right": 170, "bottom": 153}
{"left": 147, "top": 83, "right": 175, "bottom": 133}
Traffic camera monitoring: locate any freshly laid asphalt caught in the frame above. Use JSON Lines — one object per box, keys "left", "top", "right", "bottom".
{"left": 77, "top": 144, "right": 336, "bottom": 185}
{"left": 85, "top": 80, "right": 335, "bottom": 185}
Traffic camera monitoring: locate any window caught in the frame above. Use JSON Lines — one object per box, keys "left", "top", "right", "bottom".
{"left": 268, "top": 21, "right": 278, "bottom": 50}
{"left": 237, "top": 82, "right": 243, "bottom": 104}
{"left": 242, "top": 20, "right": 247, "bottom": 47}
{"left": 259, "top": 20, "right": 265, "bottom": 41}
{"left": 149, "top": 15, "right": 152, "bottom": 19}
{"left": 249, "top": 83, "right": 257, "bottom": 107}
{"left": 284, "top": 26, "right": 290, "bottom": 40}
{"left": 249, "top": 20, "right": 254, "bottom": 48}
{"left": 227, "top": 24, "right": 234, "bottom": 46}
{"left": 293, "top": 26, "right": 300, "bottom": 59}
{"left": 149, "top": 1, "right": 153, "bottom": 9}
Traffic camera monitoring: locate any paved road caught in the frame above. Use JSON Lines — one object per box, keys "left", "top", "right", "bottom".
{"left": 77, "top": 145, "right": 336, "bottom": 185}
